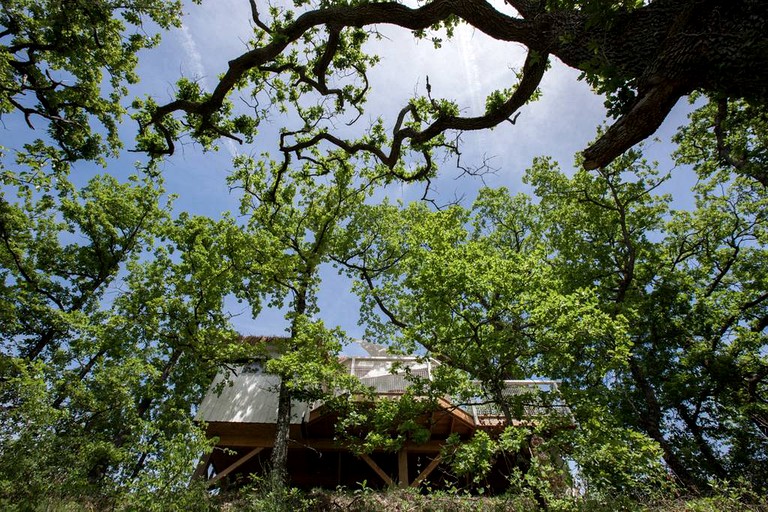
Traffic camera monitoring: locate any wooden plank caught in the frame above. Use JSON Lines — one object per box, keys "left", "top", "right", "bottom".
{"left": 207, "top": 447, "right": 264, "bottom": 486}
{"left": 359, "top": 453, "right": 393, "bottom": 487}
{"left": 189, "top": 452, "right": 212, "bottom": 485}
{"left": 410, "top": 455, "right": 442, "bottom": 488}
{"left": 398, "top": 449, "right": 408, "bottom": 488}
{"left": 437, "top": 397, "right": 476, "bottom": 428}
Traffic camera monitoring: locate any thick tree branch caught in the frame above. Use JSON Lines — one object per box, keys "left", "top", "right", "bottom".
{"left": 141, "top": 0, "right": 768, "bottom": 174}
{"left": 143, "top": 0, "right": 536, "bottom": 156}
{"left": 583, "top": 77, "right": 692, "bottom": 169}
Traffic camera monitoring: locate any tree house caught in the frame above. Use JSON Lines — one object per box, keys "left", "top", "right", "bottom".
{"left": 193, "top": 353, "right": 568, "bottom": 491}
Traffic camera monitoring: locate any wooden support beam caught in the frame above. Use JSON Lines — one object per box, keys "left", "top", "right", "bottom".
{"left": 207, "top": 447, "right": 264, "bottom": 487}
{"left": 213, "top": 435, "right": 445, "bottom": 453}
{"left": 437, "top": 397, "right": 475, "bottom": 428}
{"left": 189, "top": 452, "right": 212, "bottom": 485}
{"left": 398, "top": 449, "right": 409, "bottom": 488}
{"left": 359, "top": 453, "right": 393, "bottom": 487}
{"left": 410, "top": 455, "right": 442, "bottom": 488}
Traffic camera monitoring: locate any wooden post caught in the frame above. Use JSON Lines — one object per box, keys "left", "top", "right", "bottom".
{"left": 337, "top": 451, "right": 342, "bottom": 486}
{"left": 398, "top": 448, "right": 409, "bottom": 488}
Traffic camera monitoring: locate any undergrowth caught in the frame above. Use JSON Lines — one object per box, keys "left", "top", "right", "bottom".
{"left": 6, "top": 481, "right": 767, "bottom": 512}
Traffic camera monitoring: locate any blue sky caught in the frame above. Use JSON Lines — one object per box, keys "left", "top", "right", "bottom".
{"left": 3, "top": 0, "right": 697, "bottom": 343}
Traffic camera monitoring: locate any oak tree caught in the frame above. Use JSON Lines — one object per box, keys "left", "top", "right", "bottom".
{"left": 339, "top": 141, "right": 767, "bottom": 495}
{"left": 1, "top": 0, "right": 766, "bottom": 505}
{"left": 0, "top": 168, "right": 252, "bottom": 506}
{"left": 224, "top": 147, "right": 391, "bottom": 488}
{"left": 140, "top": 0, "right": 768, "bottom": 180}
{"left": 0, "top": 2, "right": 248, "bottom": 506}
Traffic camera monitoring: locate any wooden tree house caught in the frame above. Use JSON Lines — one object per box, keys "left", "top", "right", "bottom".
{"left": 193, "top": 352, "right": 569, "bottom": 491}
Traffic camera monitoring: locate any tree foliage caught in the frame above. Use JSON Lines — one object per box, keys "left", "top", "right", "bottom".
{"left": 223, "top": 147, "right": 396, "bottom": 488}
{"left": 0, "top": 1, "right": 244, "bottom": 506}
{"left": 0, "top": 167, "right": 256, "bottom": 506}
{"left": 0, "top": 0, "right": 766, "bottom": 507}
{"left": 531, "top": 151, "right": 768, "bottom": 490}
{"left": 336, "top": 136, "right": 767, "bottom": 494}
{"left": 0, "top": 0, "right": 192, "bottom": 161}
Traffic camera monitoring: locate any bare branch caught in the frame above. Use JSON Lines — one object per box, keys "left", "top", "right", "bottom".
{"left": 249, "top": 0, "right": 272, "bottom": 33}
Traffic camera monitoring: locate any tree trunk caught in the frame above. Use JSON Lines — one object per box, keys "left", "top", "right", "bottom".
{"left": 269, "top": 283, "right": 310, "bottom": 488}
{"left": 270, "top": 377, "right": 292, "bottom": 488}
{"left": 628, "top": 358, "right": 701, "bottom": 490}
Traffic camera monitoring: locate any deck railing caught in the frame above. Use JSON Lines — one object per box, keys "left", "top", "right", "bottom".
{"left": 341, "top": 357, "right": 570, "bottom": 422}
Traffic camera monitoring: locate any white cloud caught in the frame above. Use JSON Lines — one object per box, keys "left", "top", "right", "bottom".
{"left": 177, "top": 23, "right": 207, "bottom": 86}
{"left": 455, "top": 27, "right": 484, "bottom": 115}
{"left": 176, "top": 22, "right": 244, "bottom": 157}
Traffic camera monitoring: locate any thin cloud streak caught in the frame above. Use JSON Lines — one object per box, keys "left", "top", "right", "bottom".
{"left": 178, "top": 23, "right": 206, "bottom": 85}
{"left": 455, "top": 27, "right": 484, "bottom": 115}
{"left": 177, "top": 23, "right": 239, "bottom": 157}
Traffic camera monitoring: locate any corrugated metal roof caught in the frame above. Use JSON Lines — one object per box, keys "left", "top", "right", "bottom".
{"left": 197, "top": 358, "right": 569, "bottom": 425}
{"left": 196, "top": 369, "right": 311, "bottom": 424}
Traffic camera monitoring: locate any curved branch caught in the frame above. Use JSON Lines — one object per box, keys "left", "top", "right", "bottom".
{"left": 144, "top": 0, "right": 536, "bottom": 156}
{"left": 142, "top": 0, "right": 768, "bottom": 171}
{"left": 281, "top": 50, "right": 548, "bottom": 180}
{"left": 249, "top": 0, "right": 272, "bottom": 33}
{"left": 408, "top": 50, "right": 548, "bottom": 145}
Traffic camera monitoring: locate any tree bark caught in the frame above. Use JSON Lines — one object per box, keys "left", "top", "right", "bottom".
{"left": 269, "top": 283, "right": 310, "bottom": 488}
{"left": 270, "top": 377, "right": 292, "bottom": 488}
